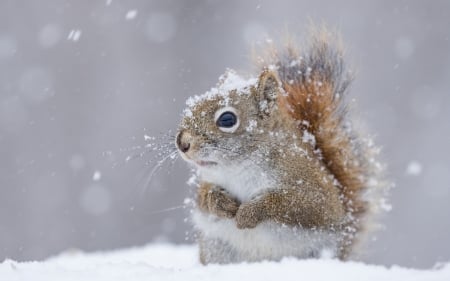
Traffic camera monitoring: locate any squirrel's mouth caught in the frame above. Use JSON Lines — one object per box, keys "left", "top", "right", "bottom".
{"left": 195, "top": 160, "right": 218, "bottom": 167}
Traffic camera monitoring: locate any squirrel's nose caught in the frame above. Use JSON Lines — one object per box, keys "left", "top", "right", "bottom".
{"left": 176, "top": 131, "right": 191, "bottom": 153}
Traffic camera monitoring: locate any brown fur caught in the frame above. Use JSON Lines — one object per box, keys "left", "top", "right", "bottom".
{"left": 254, "top": 29, "right": 374, "bottom": 255}
{"left": 278, "top": 45, "right": 366, "bottom": 216}
{"left": 197, "top": 182, "right": 239, "bottom": 219}
{"left": 177, "top": 28, "right": 384, "bottom": 263}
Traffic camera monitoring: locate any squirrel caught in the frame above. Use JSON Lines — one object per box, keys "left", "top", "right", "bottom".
{"left": 175, "top": 27, "right": 387, "bottom": 265}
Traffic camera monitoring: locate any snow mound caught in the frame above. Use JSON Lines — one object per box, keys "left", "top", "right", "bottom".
{"left": 1, "top": 244, "right": 449, "bottom": 281}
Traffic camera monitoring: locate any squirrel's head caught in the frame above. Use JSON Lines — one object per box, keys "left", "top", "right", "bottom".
{"left": 176, "top": 69, "right": 287, "bottom": 171}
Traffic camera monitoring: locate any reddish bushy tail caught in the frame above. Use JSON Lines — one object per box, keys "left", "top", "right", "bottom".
{"left": 255, "top": 27, "right": 387, "bottom": 257}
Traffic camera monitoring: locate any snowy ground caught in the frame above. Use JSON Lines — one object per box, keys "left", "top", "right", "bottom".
{"left": 1, "top": 244, "right": 449, "bottom": 281}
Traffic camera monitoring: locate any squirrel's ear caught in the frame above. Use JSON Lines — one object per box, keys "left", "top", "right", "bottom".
{"left": 256, "top": 70, "right": 280, "bottom": 114}
{"left": 257, "top": 70, "right": 279, "bottom": 101}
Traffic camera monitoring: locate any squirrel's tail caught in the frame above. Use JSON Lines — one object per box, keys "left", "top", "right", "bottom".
{"left": 254, "top": 27, "right": 389, "bottom": 258}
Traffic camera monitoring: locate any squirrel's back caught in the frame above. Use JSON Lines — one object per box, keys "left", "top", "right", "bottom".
{"left": 254, "top": 27, "right": 388, "bottom": 257}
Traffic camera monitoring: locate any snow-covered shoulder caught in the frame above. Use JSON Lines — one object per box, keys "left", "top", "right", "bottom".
{"left": 1, "top": 244, "right": 449, "bottom": 281}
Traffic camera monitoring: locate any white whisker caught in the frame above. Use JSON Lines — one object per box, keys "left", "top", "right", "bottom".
{"left": 140, "top": 150, "right": 179, "bottom": 196}
{"left": 147, "top": 204, "right": 186, "bottom": 215}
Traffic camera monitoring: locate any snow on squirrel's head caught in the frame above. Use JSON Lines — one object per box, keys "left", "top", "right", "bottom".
{"left": 175, "top": 68, "right": 293, "bottom": 170}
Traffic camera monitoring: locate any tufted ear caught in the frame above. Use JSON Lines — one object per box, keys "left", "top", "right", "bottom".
{"left": 256, "top": 70, "right": 280, "bottom": 115}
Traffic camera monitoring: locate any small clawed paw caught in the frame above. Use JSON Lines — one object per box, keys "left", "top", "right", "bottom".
{"left": 235, "top": 203, "right": 261, "bottom": 229}
{"left": 206, "top": 188, "right": 239, "bottom": 218}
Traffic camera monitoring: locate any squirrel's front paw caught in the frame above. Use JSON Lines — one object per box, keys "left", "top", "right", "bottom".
{"left": 235, "top": 202, "right": 264, "bottom": 229}
{"left": 198, "top": 185, "right": 240, "bottom": 219}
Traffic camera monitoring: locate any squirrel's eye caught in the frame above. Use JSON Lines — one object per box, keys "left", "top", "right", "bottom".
{"left": 214, "top": 107, "right": 240, "bottom": 133}
{"left": 217, "top": 112, "right": 237, "bottom": 128}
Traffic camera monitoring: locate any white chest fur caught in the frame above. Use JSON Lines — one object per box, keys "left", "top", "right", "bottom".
{"left": 197, "top": 160, "right": 275, "bottom": 202}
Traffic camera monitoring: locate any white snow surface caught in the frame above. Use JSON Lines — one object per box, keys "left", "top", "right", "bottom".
{"left": 1, "top": 244, "right": 449, "bottom": 281}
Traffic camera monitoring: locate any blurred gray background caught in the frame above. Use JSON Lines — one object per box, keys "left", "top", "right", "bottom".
{"left": 1, "top": 0, "right": 449, "bottom": 268}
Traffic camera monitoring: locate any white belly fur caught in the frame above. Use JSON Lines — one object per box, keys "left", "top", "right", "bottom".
{"left": 195, "top": 161, "right": 338, "bottom": 261}
{"left": 193, "top": 210, "right": 338, "bottom": 261}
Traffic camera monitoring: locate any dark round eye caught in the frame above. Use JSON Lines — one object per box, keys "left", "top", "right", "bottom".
{"left": 216, "top": 111, "right": 237, "bottom": 128}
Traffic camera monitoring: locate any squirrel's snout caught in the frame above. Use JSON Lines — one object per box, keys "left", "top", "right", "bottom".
{"left": 176, "top": 131, "right": 191, "bottom": 153}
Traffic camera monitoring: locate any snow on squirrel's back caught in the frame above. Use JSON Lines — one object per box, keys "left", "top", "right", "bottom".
{"left": 1, "top": 244, "right": 449, "bottom": 281}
